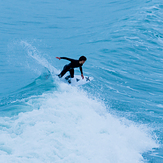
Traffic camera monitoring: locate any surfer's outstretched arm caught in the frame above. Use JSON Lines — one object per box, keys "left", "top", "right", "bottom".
{"left": 56, "top": 57, "right": 75, "bottom": 62}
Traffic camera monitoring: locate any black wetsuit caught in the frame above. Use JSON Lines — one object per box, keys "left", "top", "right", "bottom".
{"left": 58, "top": 57, "right": 83, "bottom": 78}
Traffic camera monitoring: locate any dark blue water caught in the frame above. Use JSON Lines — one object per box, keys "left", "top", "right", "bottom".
{"left": 0, "top": 0, "right": 163, "bottom": 162}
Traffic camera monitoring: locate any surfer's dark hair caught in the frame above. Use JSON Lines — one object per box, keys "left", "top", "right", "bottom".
{"left": 79, "top": 56, "right": 87, "bottom": 61}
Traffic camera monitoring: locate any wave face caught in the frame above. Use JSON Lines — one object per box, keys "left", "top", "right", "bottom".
{"left": 0, "top": 0, "right": 163, "bottom": 162}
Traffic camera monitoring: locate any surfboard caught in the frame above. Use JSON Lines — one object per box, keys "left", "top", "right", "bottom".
{"left": 63, "top": 75, "right": 93, "bottom": 86}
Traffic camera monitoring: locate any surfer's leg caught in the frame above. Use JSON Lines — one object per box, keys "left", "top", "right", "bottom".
{"left": 69, "top": 68, "right": 74, "bottom": 78}
{"left": 65, "top": 69, "right": 74, "bottom": 84}
{"left": 58, "top": 65, "right": 70, "bottom": 78}
{"left": 65, "top": 68, "right": 74, "bottom": 80}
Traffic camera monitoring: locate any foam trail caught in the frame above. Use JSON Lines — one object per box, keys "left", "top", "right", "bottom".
{"left": 0, "top": 83, "right": 158, "bottom": 163}
{"left": 20, "top": 41, "right": 59, "bottom": 75}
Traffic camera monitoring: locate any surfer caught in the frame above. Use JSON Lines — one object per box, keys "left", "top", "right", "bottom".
{"left": 56, "top": 56, "right": 87, "bottom": 82}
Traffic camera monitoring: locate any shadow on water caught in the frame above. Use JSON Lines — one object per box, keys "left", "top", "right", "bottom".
{"left": 0, "top": 68, "right": 57, "bottom": 116}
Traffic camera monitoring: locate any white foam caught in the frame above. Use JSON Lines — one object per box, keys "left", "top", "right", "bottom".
{"left": 0, "top": 84, "right": 158, "bottom": 163}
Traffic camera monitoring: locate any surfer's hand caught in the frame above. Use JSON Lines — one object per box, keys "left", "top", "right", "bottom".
{"left": 56, "top": 57, "right": 61, "bottom": 60}
{"left": 81, "top": 74, "right": 84, "bottom": 79}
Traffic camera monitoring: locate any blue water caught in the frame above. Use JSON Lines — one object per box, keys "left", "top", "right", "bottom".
{"left": 0, "top": 0, "right": 163, "bottom": 162}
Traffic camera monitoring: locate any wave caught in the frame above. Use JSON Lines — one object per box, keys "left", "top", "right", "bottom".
{"left": 0, "top": 41, "right": 159, "bottom": 162}
{"left": 0, "top": 79, "right": 159, "bottom": 163}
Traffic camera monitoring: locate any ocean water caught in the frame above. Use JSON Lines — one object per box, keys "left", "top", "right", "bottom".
{"left": 0, "top": 0, "right": 163, "bottom": 162}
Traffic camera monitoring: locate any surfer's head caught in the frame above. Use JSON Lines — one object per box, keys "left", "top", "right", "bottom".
{"left": 79, "top": 56, "right": 87, "bottom": 64}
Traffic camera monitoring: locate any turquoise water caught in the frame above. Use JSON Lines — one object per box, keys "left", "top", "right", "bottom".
{"left": 0, "top": 0, "right": 163, "bottom": 162}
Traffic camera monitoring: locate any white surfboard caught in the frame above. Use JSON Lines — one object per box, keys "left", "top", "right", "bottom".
{"left": 63, "top": 75, "right": 93, "bottom": 86}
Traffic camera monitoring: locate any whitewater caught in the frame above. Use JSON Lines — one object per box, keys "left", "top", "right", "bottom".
{"left": 0, "top": 0, "right": 163, "bottom": 162}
